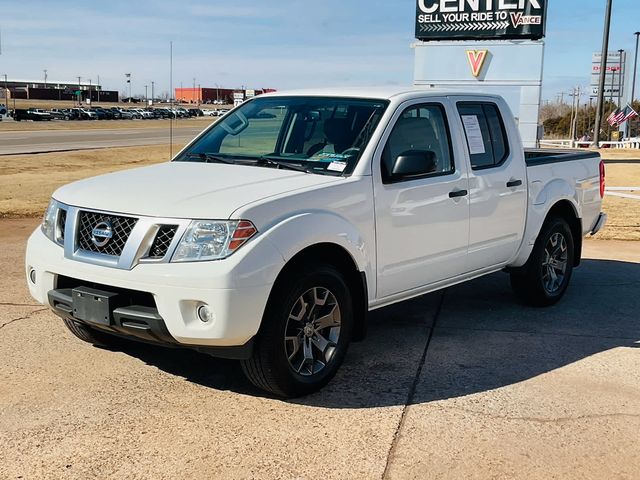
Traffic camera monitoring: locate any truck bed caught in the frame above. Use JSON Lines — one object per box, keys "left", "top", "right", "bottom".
{"left": 524, "top": 149, "right": 600, "bottom": 167}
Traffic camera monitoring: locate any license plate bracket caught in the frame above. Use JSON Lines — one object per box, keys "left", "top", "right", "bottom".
{"left": 72, "top": 286, "right": 121, "bottom": 326}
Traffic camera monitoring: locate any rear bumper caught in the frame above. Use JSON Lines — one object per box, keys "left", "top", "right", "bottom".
{"left": 26, "top": 227, "right": 284, "bottom": 349}
{"left": 590, "top": 212, "right": 607, "bottom": 235}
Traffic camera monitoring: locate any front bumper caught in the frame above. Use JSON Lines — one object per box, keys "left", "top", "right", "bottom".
{"left": 26, "top": 227, "right": 284, "bottom": 349}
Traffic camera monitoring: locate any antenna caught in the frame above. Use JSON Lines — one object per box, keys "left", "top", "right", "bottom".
{"left": 169, "top": 40, "right": 173, "bottom": 160}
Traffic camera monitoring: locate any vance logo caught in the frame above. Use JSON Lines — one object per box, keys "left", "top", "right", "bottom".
{"left": 466, "top": 50, "right": 488, "bottom": 78}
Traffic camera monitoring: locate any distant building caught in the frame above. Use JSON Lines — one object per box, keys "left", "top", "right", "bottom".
{"left": 1, "top": 78, "right": 118, "bottom": 102}
{"left": 174, "top": 87, "right": 276, "bottom": 104}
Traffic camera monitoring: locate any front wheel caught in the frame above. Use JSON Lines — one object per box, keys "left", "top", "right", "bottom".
{"left": 510, "top": 217, "right": 575, "bottom": 307}
{"left": 241, "top": 263, "right": 354, "bottom": 397}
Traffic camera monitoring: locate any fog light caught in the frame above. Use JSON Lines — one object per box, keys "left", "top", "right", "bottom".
{"left": 197, "top": 304, "right": 214, "bottom": 323}
{"left": 29, "top": 268, "right": 36, "bottom": 284}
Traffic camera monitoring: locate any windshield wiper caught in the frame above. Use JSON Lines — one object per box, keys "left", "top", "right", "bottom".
{"left": 186, "top": 152, "right": 236, "bottom": 164}
{"left": 255, "top": 157, "right": 312, "bottom": 174}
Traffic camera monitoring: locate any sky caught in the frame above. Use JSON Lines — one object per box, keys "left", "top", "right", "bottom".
{"left": 0, "top": 0, "right": 638, "bottom": 101}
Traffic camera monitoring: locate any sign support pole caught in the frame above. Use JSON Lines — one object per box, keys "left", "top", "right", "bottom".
{"left": 593, "top": 0, "right": 614, "bottom": 149}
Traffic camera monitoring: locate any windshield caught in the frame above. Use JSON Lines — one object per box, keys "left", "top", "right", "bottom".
{"left": 175, "top": 96, "right": 388, "bottom": 175}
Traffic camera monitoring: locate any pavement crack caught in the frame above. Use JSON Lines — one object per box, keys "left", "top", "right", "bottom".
{"left": 435, "top": 405, "right": 640, "bottom": 424}
{"left": 0, "top": 308, "right": 48, "bottom": 330}
{"left": 436, "top": 325, "right": 640, "bottom": 342}
{"left": 0, "top": 302, "right": 42, "bottom": 307}
{"left": 381, "top": 290, "right": 446, "bottom": 480}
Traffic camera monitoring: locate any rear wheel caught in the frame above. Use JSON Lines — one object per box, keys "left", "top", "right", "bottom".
{"left": 510, "top": 217, "right": 574, "bottom": 307}
{"left": 62, "top": 318, "right": 120, "bottom": 347}
{"left": 241, "top": 263, "right": 353, "bottom": 398}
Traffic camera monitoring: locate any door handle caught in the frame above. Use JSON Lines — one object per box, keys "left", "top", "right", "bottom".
{"left": 449, "top": 190, "right": 468, "bottom": 198}
{"left": 507, "top": 180, "right": 523, "bottom": 188}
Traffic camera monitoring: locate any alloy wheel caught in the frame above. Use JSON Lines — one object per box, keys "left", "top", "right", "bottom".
{"left": 284, "top": 286, "right": 341, "bottom": 376}
{"left": 542, "top": 232, "right": 568, "bottom": 295}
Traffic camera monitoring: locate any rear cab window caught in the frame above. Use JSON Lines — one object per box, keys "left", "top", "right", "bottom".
{"left": 457, "top": 102, "right": 509, "bottom": 170}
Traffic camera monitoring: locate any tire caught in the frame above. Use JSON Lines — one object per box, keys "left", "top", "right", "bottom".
{"left": 510, "top": 217, "right": 575, "bottom": 307}
{"left": 241, "top": 263, "right": 354, "bottom": 398}
{"left": 62, "top": 318, "right": 120, "bottom": 347}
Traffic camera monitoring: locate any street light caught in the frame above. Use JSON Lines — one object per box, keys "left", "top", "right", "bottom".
{"left": 43, "top": 69, "right": 47, "bottom": 88}
{"left": 593, "top": 0, "right": 614, "bottom": 148}
{"left": 144, "top": 84, "right": 148, "bottom": 105}
{"left": 151, "top": 81, "right": 155, "bottom": 104}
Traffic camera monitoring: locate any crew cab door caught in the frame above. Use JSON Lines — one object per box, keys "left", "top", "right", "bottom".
{"left": 455, "top": 99, "right": 527, "bottom": 271}
{"left": 374, "top": 99, "right": 470, "bottom": 299}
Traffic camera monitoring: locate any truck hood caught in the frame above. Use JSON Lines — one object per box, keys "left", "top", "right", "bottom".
{"left": 53, "top": 162, "right": 342, "bottom": 219}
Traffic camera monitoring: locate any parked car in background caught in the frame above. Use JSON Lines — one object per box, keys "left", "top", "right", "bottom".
{"left": 12, "top": 108, "right": 52, "bottom": 121}
{"left": 187, "top": 108, "right": 204, "bottom": 117}
{"left": 117, "top": 109, "right": 135, "bottom": 120}
{"left": 201, "top": 109, "right": 217, "bottom": 117}
{"left": 49, "top": 109, "right": 71, "bottom": 121}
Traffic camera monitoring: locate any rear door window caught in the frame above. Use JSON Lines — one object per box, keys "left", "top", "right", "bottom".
{"left": 457, "top": 103, "right": 509, "bottom": 169}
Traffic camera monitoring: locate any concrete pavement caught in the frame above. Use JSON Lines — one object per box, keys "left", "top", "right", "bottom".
{"left": 0, "top": 124, "right": 206, "bottom": 155}
{"left": 1, "top": 218, "right": 638, "bottom": 479}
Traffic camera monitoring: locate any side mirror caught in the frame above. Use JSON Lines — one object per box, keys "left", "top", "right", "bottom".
{"left": 391, "top": 150, "right": 437, "bottom": 178}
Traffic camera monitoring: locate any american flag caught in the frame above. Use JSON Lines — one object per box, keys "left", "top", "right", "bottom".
{"left": 607, "top": 108, "right": 622, "bottom": 126}
{"left": 617, "top": 104, "right": 639, "bottom": 124}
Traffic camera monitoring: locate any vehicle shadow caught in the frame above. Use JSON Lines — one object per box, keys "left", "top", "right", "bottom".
{"left": 108, "top": 258, "right": 640, "bottom": 408}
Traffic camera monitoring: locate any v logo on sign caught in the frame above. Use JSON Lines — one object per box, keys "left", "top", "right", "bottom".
{"left": 466, "top": 50, "right": 488, "bottom": 78}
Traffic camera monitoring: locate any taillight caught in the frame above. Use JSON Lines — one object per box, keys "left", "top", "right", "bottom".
{"left": 599, "top": 160, "right": 605, "bottom": 198}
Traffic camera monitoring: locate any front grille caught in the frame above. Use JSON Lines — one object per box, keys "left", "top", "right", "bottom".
{"left": 77, "top": 211, "right": 138, "bottom": 256}
{"left": 148, "top": 225, "right": 178, "bottom": 258}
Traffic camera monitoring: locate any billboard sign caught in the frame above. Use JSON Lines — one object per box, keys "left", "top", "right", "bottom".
{"left": 415, "top": 0, "right": 547, "bottom": 41}
{"left": 590, "top": 51, "right": 626, "bottom": 100}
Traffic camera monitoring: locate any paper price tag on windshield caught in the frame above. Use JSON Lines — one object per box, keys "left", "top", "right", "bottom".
{"left": 461, "top": 115, "right": 486, "bottom": 155}
{"left": 327, "top": 161, "right": 347, "bottom": 172}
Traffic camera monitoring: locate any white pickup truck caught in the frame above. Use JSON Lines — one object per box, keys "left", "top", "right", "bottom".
{"left": 26, "top": 88, "right": 606, "bottom": 397}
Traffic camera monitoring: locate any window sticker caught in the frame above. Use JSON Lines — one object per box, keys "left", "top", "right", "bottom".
{"left": 326, "top": 161, "right": 347, "bottom": 172}
{"left": 461, "top": 115, "right": 486, "bottom": 155}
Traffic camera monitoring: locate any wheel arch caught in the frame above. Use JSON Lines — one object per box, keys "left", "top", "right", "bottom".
{"left": 268, "top": 243, "right": 368, "bottom": 342}
{"left": 545, "top": 200, "right": 583, "bottom": 267}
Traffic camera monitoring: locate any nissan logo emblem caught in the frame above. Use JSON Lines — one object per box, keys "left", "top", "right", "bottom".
{"left": 91, "top": 221, "right": 113, "bottom": 247}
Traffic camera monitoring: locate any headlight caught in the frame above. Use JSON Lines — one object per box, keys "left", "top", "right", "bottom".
{"left": 41, "top": 199, "right": 58, "bottom": 242}
{"left": 171, "top": 220, "right": 257, "bottom": 262}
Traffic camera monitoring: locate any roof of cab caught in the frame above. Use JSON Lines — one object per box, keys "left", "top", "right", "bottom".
{"left": 260, "top": 86, "right": 501, "bottom": 101}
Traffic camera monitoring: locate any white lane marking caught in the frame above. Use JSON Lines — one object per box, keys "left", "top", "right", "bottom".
{"left": 606, "top": 191, "right": 640, "bottom": 200}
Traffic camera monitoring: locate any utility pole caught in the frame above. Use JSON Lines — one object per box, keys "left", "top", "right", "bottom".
{"left": 197, "top": 83, "right": 201, "bottom": 106}
{"left": 88, "top": 78, "right": 92, "bottom": 104}
{"left": 125, "top": 73, "right": 132, "bottom": 102}
{"left": 628, "top": 32, "right": 640, "bottom": 138}
{"left": 151, "top": 81, "right": 155, "bottom": 104}
{"left": 77, "top": 76, "right": 81, "bottom": 106}
{"left": 593, "top": 0, "right": 614, "bottom": 148}
{"left": 43, "top": 69, "right": 47, "bottom": 87}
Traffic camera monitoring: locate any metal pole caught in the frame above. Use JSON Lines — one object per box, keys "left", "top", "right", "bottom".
{"left": 617, "top": 49, "right": 624, "bottom": 106}
{"left": 88, "top": 78, "right": 92, "bottom": 104}
{"left": 151, "top": 81, "right": 154, "bottom": 104}
{"left": 77, "top": 76, "right": 81, "bottom": 106}
{"left": 628, "top": 32, "right": 640, "bottom": 138}
{"left": 43, "top": 69, "right": 47, "bottom": 87}
{"left": 144, "top": 84, "right": 148, "bottom": 105}
{"left": 170, "top": 41, "right": 173, "bottom": 159}
{"left": 593, "top": 0, "right": 614, "bottom": 148}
